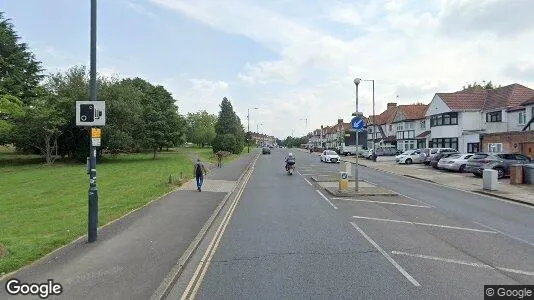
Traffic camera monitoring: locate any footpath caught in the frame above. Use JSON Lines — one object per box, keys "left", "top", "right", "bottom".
{"left": 340, "top": 156, "right": 534, "bottom": 206}
{"left": 0, "top": 153, "right": 256, "bottom": 300}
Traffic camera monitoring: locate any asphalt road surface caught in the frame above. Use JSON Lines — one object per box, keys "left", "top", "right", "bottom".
{"left": 171, "top": 148, "right": 534, "bottom": 300}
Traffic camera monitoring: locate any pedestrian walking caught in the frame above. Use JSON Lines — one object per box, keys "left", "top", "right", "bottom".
{"left": 194, "top": 159, "right": 207, "bottom": 192}
{"left": 216, "top": 151, "right": 223, "bottom": 168}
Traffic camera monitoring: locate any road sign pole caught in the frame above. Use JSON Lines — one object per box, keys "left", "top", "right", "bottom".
{"left": 88, "top": 0, "right": 98, "bottom": 243}
{"left": 354, "top": 81, "right": 359, "bottom": 192}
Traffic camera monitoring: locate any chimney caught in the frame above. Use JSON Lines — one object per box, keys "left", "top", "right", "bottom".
{"left": 387, "top": 103, "right": 397, "bottom": 109}
{"left": 337, "top": 119, "right": 343, "bottom": 124}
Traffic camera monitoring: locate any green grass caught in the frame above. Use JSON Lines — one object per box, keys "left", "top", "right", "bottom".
{"left": 0, "top": 150, "right": 197, "bottom": 275}
{"left": 0, "top": 146, "right": 250, "bottom": 275}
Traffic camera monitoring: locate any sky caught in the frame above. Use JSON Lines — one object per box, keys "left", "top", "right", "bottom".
{"left": 2, "top": 0, "right": 534, "bottom": 138}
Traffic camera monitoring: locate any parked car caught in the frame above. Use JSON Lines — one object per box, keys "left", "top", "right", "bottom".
{"left": 430, "top": 151, "right": 459, "bottom": 169}
{"left": 321, "top": 150, "right": 341, "bottom": 163}
{"left": 395, "top": 149, "right": 425, "bottom": 164}
{"left": 375, "top": 147, "right": 399, "bottom": 156}
{"left": 262, "top": 147, "right": 271, "bottom": 154}
{"left": 424, "top": 148, "right": 457, "bottom": 165}
{"left": 465, "top": 153, "right": 532, "bottom": 179}
{"left": 437, "top": 153, "right": 475, "bottom": 172}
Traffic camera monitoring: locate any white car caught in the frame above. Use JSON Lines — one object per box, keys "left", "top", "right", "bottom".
{"left": 395, "top": 149, "right": 425, "bottom": 164}
{"left": 321, "top": 150, "right": 341, "bottom": 163}
{"left": 437, "top": 153, "right": 475, "bottom": 172}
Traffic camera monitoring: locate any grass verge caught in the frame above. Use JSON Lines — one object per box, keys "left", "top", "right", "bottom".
{"left": 0, "top": 150, "right": 195, "bottom": 275}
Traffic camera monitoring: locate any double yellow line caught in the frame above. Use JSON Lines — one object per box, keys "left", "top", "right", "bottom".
{"left": 180, "top": 157, "right": 257, "bottom": 300}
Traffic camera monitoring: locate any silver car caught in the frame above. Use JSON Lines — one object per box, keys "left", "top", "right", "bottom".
{"left": 465, "top": 153, "right": 532, "bottom": 179}
{"left": 437, "top": 153, "right": 474, "bottom": 172}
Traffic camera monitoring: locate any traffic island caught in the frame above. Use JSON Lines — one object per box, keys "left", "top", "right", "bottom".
{"left": 316, "top": 180, "right": 398, "bottom": 196}
{"left": 324, "top": 186, "right": 398, "bottom": 197}
{"left": 311, "top": 175, "right": 356, "bottom": 182}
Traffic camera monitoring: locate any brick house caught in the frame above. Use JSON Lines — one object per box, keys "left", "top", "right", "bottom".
{"left": 366, "top": 103, "right": 399, "bottom": 149}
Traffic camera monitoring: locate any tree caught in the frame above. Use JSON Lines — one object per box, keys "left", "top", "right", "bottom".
{"left": 186, "top": 111, "right": 217, "bottom": 147}
{"left": 213, "top": 97, "right": 244, "bottom": 154}
{"left": 0, "top": 12, "right": 44, "bottom": 102}
{"left": 125, "top": 78, "right": 185, "bottom": 159}
{"left": 11, "top": 93, "right": 67, "bottom": 164}
{"left": 462, "top": 81, "right": 501, "bottom": 91}
{"left": 0, "top": 94, "right": 25, "bottom": 144}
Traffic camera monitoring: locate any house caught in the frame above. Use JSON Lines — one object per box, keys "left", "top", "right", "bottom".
{"left": 392, "top": 104, "right": 429, "bottom": 151}
{"left": 425, "top": 84, "right": 534, "bottom": 154}
{"left": 366, "top": 103, "right": 399, "bottom": 149}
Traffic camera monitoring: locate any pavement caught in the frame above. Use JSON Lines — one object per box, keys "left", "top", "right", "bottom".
{"left": 340, "top": 156, "right": 534, "bottom": 206}
{"left": 0, "top": 153, "right": 256, "bottom": 300}
{"left": 164, "top": 148, "right": 534, "bottom": 299}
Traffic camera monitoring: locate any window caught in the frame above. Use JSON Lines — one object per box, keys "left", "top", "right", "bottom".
{"left": 431, "top": 138, "right": 459, "bottom": 150}
{"left": 397, "top": 123, "right": 403, "bottom": 131}
{"left": 486, "top": 111, "right": 502, "bottom": 122}
{"left": 467, "top": 143, "right": 480, "bottom": 153}
{"left": 420, "top": 120, "right": 426, "bottom": 129}
{"left": 488, "top": 143, "right": 502, "bottom": 153}
{"left": 389, "top": 125, "right": 392, "bottom": 131}
{"left": 519, "top": 110, "right": 527, "bottom": 125}
{"left": 430, "top": 112, "right": 458, "bottom": 127}
{"left": 396, "top": 132, "right": 402, "bottom": 139}
{"left": 417, "top": 139, "right": 426, "bottom": 149}
{"left": 408, "top": 140, "right": 416, "bottom": 150}
{"left": 514, "top": 154, "right": 530, "bottom": 161}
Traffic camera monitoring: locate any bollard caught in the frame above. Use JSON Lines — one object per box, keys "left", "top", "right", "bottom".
{"left": 342, "top": 162, "right": 351, "bottom": 174}
{"left": 339, "top": 171, "right": 349, "bottom": 192}
{"left": 509, "top": 164, "right": 524, "bottom": 185}
{"left": 483, "top": 169, "right": 498, "bottom": 191}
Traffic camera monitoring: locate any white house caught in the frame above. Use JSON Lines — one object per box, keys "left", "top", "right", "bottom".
{"left": 426, "top": 84, "right": 534, "bottom": 153}
{"left": 392, "top": 104, "right": 429, "bottom": 151}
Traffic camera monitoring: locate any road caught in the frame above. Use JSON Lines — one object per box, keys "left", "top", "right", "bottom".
{"left": 168, "top": 148, "right": 534, "bottom": 299}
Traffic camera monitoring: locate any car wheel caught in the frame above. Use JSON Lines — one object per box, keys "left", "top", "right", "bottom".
{"left": 405, "top": 158, "right": 412, "bottom": 164}
{"left": 494, "top": 167, "right": 505, "bottom": 179}
{"left": 473, "top": 173, "right": 482, "bottom": 178}
{"left": 459, "top": 164, "right": 466, "bottom": 173}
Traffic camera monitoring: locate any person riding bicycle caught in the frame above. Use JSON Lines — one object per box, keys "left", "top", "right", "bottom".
{"left": 285, "top": 152, "right": 296, "bottom": 171}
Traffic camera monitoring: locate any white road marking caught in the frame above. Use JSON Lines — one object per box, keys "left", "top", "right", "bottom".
{"left": 300, "top": 173, "right": 318, "bottom": 176}
{"left": 392, "top": 251, "right": 534, "bottom": 277}
{"left": 332, "top": 198, "right": 431, "bottom": 208}
{"left": 350, "top": 222, "right": 421, "bottom": 287}
{"left": 303, "top": 177, "right": 313, "bottom": 186}
{"left": 473, "top": 221, "right": 534, "bottom": 247}
{"left": 363, "top": 179, "right": 434, "bottom": 208}
{"left": 316, "top": 190, "right": 338, "bottom": 209}
{"left": 352, "top": 216, "right": 497, "bottom": 234}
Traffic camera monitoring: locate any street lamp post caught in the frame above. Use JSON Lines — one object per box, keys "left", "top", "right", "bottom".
{"left": 247, "top": 107, "right": 258, "bottom": 153}
{"left": 353, "top": 78, "right": 361, "bottom": 191}
{"left": 358, "top": 79, "right": 376, "bottom": 161}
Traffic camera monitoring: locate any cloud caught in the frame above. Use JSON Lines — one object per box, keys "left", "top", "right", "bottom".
{"left": 124, "top": 0, "right": 156, "bottom": 17}
{"left": 437, "top": 0, "right": 534, "bottom": 38}
{"left": 149, "top": 0, "right": 534, "bottom": 138}
{"left": 502, "top": 61, "right": 534, "bottom": 81}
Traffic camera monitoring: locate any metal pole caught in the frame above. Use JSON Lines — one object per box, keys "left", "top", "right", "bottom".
{"left": 372, "top": 80, "right": 376, "bottom": 161}
{"left": 247, "top": 108, "right": 250, "bottom": 153}
{"left": 88, "top": 0, "right": 98, "bottom": 243}
{"left": 354, "top": 81, "right": 359, "bottom": 191}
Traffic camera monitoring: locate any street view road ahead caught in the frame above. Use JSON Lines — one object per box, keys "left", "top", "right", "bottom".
{"left": 167, "top": 148, "right": 534, "bottom": 300}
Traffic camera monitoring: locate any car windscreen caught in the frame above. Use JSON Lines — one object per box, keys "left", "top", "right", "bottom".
{"left": 447, "top": 154, "right": 461, "bottom": 159}
{"left": 326, "top": 151, "right": 337, "bottom": 155}
{"left": 471, "top": 154, "right": 489, "bottom": 159}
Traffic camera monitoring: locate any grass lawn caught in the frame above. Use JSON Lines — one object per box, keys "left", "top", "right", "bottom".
{"left": 0, "top": 146, "right": 250, "bottom": 275}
